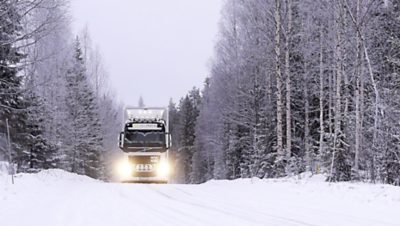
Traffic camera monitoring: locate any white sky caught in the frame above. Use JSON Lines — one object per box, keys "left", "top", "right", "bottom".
{"left": 71, "top": 0, "right": 223, "bottom": 107}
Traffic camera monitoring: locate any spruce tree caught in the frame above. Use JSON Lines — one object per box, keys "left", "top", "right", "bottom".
{"left": 176, "top": 96, "right": 195, "bottom": 183}
{"left": 167, "top": 99, "right": 180, "bottom": 182}
{"left": 20, "top": 92, "right": 57, "bottom": 172}
{"left": 176, "top": 88, "right": 201, "bottom": 183}
{"left": 65, "top": 37, "right": 103, "bottom": 179}
{"left": 192, "top": 79, "right": 213, "bottom": 183}
{"left": 0, "top": 0, "right": 28, "bottom": 167}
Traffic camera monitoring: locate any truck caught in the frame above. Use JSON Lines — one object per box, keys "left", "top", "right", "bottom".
{"left": 117, "top": 107, "right": 172, "bottom": 183}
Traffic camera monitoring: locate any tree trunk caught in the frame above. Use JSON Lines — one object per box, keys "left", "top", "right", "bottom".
{"left": 285, "top": 0, "right": 292, "bottom": 159}
{"left": 343, "top": 0, "right": 380, "bottom": 181}
{"left": 354, "top": 0, "right": 362, "bottom": 175}
{"left": 275, "top": 0, "right": 283, "bottom": 155}
{"left": 318, "top": 27, "right": 324, "bottom": 174}
{"left": 330, "top": 2, "right": 343, "bottom": 180}
{"left": 304, "top": 63, "right": 311, "bottom": 170}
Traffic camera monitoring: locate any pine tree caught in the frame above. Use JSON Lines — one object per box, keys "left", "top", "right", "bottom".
{"left": 23, "top": 0, "right": 73, "bottom": 171}
{"left": 192, "top": 79, "right": 213, "bottom": 183}
{"left": 175, "top": 88, "right": 201, "bottom": 183}
{"left": 168, "top": 99, "right": 180, "bottom": 182}
{"left": 176, "top": 96, "right": 195, "bottom": 183}
{"left": 64, "top": 37, "right": 103, "bottom": 179}
{"left": 20, "top": 92, "right": 57, "bottom": 172}
{"left": 0, "top": 0, "right": 28, "bottom": 167}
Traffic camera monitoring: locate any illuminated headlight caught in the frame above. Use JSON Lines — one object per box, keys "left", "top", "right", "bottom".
{"left": 157, "top": 161, "right": 170, "bottom": 178}
{"left": 117, "top": 159, "right": 132, "bottom": 179}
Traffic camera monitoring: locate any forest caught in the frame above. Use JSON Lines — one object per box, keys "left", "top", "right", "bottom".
{"left": 0, "top": 0, "right": 122, "bottom": 179}
{"left": 1, "top": 0, "right": 400, "bottom": 186}
{"left": 170, "top": 0, "right": 400, "bottom": 185}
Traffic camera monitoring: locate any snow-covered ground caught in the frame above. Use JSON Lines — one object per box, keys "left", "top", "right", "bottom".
{"left": 1, "top": 168, "right": 400, "bottom": 226}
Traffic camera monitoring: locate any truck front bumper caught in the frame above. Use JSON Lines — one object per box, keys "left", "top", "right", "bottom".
{"left": 122, "top": 177, "right": 168, "bottom": 184}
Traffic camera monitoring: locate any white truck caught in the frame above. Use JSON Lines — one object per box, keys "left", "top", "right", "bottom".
{"left": 117, "top": 107, "right": 171, "bottom": 183}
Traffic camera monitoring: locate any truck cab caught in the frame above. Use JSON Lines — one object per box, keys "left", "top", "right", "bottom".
{"left": 117, "top": 108, "right": 171, "bottom": 183}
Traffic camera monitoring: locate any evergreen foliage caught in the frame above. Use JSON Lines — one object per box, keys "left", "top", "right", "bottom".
{"left": 175, "top": 88, "right": 201, "bottom": 183}
{"left": 64, "top": 38, "right": 103, "bottom": 178}
{"left": 0, "top": 0, "right": 122, "bottom": 180}
{"left": 20, "top": 92, "right": 57, "bottom": 172}
{"left": 0, "top": 0, "right": 27, "bottom": 167}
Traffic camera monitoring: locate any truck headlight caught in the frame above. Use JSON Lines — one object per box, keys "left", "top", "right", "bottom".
{"left": 117, "top": 159, "right": 132, "bottom": 179}
{"left": 157, "top": 161, "right": 170, "bottom": 178}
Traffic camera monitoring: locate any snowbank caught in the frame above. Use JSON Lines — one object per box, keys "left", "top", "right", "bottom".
{"left": 16, "top": 169, "right": 98, "bottom": 183}
{"left": 206, "top": 172, "right": 400, "bottom": 205}
{"left": 0, "top": 161, "right": 9, "bottom": 175}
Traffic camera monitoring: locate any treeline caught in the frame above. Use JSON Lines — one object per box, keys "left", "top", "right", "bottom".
{"left": 0, "top": 0, "right": 122, "bottom": 179}
{"left": 171, "top": 0, "right": 400, "bottom": 185}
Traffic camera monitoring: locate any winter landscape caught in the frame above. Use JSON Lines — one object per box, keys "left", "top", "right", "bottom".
{"left": 1, "top": 0, "right": 400, "bottom": 225}
{"left": 1, "top": 165, "right": 400, "bottom": 226}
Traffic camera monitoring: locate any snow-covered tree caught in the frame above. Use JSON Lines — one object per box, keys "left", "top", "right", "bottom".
{"left": 64, "top": 37, "right": 103, "bottom": 179}
{"left": 0, "top": 0, "right": 28, "bottom": 166}
{"left": 19, "top": 92, "right": 57, "bottom": 172}
{"left": 180, "top": 0, "right": 400, "bottom": 186}
{"left": 174, "top": 88, "right": 201, "bottom": 183}
{"left": 370, "top": 0, "right": 400, "bottom": 185}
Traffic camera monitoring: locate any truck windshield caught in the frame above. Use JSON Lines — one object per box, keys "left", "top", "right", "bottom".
{"left": 124, "top": 131, "right": 165, "bottom": 147}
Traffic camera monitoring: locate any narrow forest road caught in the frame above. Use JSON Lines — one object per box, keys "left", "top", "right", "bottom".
{"left": 1, "top": 170, "right": 400, "bottom": 226}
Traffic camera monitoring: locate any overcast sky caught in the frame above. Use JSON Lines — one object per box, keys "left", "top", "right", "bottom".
{"left": 71, "top": 0, "right": 223, "bottom": 107}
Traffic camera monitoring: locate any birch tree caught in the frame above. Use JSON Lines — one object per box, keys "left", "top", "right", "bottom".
{"left": 274, "top": 0, "right": 284, "bottom": 158}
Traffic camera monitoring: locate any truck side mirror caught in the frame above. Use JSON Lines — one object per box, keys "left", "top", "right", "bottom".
{"left": 166, "top": 133, "right": 172, "bottom": 149}
{"left": 119, "top": 132, "right": 124, "bottom": 149}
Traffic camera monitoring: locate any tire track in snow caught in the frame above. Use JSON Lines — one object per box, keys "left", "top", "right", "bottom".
{"left": 144, "top": 184, "right": 227, "bottom": 225}
{"left": 173, "top": 183, "right": 393, "bottom": 226}
{"left": 148, "top": 185, "right": 318, "bottom": 226}
{"left": 116, "top": 184, "right": 206, "bottom": 226}
{"left": 173, "top": 184, "right": 319, "bottom": 226}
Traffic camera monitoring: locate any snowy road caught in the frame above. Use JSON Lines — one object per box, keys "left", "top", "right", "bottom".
{"left": 1, "top": 170, "right": 400, "bottom": 226}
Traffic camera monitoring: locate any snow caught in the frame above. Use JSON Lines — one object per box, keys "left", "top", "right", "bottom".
{"left": 1, "top": 169, "right": 400, "bottom": 226}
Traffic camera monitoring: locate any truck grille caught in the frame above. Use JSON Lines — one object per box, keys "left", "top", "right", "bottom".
{"left": 128, "top": 155, "right": 160, "bottom": 164}
{"left": 128, "top": 155, "right": 160, "bottom": 177}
